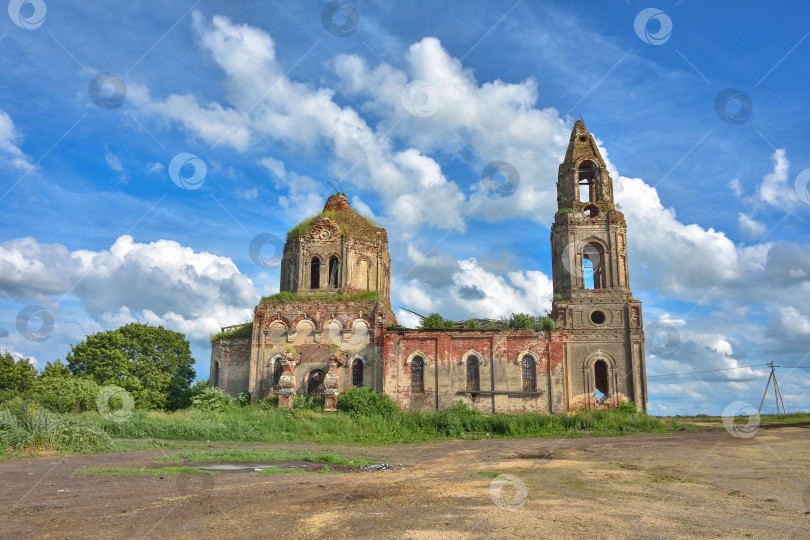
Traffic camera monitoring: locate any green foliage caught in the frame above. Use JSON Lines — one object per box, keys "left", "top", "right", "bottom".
{"left": 419, "top": 313, "right": 456, "bottom": 330}
{"left": 557, "top": 207, "right": 573, "bottom": 214}
{"left": 466, "top": 319, "right": 480, "bottom": 330}
{"left": 0, "top": 351, "right": 36, "bottom": 400}
{"left": 337, "top": 386, "right": 400, "bottom": 418}
{"left": 293, "top": 394, "right": 325, "bottom": 411}
{"left": 66, "top": 323, "right": 196, "bottom": 410}
{"left": 256, "top": 396, "right": 279, "bottom": 410}
{"left": 209, "top": 323, "right": 253, "bottom": 343}
{"left": 260, "top": 290, "right": 383, "bottom": 304}
{"left": 237, "top": 391, "right": 252, "bottom": 407}
{"left": 74, "top": 466, "right": 215, "bottom": 477}
{"left": 0, "top": 399, "right": 112, "bottom": 455}
{"left": 190, "top": 386, "right": 235, "bottom": 412}
{"left": 500, "top": 313, "right": 557, "bottom": 331}
{"left": 78, "top": 397, "right": 675, "bottom": 449}
{"left": 28, "top": 374, "right": 100, "bottom": 413}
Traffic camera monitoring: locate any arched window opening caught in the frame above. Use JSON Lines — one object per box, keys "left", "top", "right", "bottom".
{"left": 411, "top": 357, "right": 424, "bottom": 394}
{"left": 594, "top": 360, "right": 609, "bottom": 400}
{"left": 272, "top": 360, "right": 284, "bottom": 391}
{"left": 578, "top": 160, "right": 598, "bottom": 203}
{"left": 466, "top": 356, "right": 480, "bottom": 392}
{"left": 521, "top": 356, "right": 536, "bottom": 392}
{"left": 328, "top": 257, "right": 339, "bottom": 288}
{"left": 581, "top": 242, "right": 606, "bottom": 289}
{"left": 310, "top": 257, "right": 321, "bottom": 289}
{"left": 352, "top": 360, "right": 363, "bottom": 387}
{"left": 307, "top": 369, "right": 325, "bottom": 395}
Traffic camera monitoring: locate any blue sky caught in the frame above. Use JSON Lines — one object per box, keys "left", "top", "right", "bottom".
{"left": 1, "top": 1, "right": 808, "bottom": 415}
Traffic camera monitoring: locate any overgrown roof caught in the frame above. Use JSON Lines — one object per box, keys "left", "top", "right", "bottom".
{"left": 286, "top": 193, "right": 383, "bottom": 241}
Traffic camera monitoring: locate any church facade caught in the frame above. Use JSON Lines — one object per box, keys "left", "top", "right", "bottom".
{"left": 210, "top": 121, "right": 648, "bottom": 413}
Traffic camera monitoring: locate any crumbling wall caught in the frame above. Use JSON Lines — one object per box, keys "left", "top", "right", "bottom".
{"left": 210, "top": 336, "right": 251, "bottom": 397}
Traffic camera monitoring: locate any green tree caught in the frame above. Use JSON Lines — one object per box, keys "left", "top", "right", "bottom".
{"left": 0, "top": 351, "right": 36, "bottom": 400}
{"left": 66, "top": 323, "right": 196, "bottom": 410}
{"left": 28, "top": 375, "right": 101, "bottom": 413}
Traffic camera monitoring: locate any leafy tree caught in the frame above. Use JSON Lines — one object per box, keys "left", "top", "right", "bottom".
{"left": 40, "top": 359, "right": 71, "bottom": 378}
{"left": 0, "top": 351, "right": 36, "bottom": 400}
{"left": 66, "top": 323, "right": 196, "bottom": 410}
{"left": 190, "top": 385, "right": 234, "bottom": 412}
{"left": 419, "top": 313, "right": 455, "bottom": 330}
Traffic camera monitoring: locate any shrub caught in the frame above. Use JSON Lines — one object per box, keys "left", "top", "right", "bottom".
{"left": 190, "top": 386, "right": 235, "bottom": 412}
{"left": 293, "top": 394, "right": 325, "bottom": 411}
{"left": 467, "top": 319, "right": 480, "bottom": 329}
{"left": 28, "top": 375, "right": 101, "bottom": 413}
{"left": 237, "top": 391, "right": 252, "bottom": 407}
{"left": 0, "top": 400, "right": 112, "bottom": 454}
{"left": 419, "top": 313, "right": 455, "bottom": 330}
{"left": 337, "top": 386, "right": 400, "bottom": 418}
{"left": 255, "top": 396, "right": 279, "bottom": 410}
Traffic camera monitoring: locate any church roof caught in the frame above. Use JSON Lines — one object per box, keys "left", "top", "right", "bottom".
{"left": 286, "top": 193, "right": 385, "bottom": 241}
{"left": 562, "top": 119, "right": 606, "bottom": 168}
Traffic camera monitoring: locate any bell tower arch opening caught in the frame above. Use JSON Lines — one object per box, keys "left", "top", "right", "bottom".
{"left": 577, "top": 159, "right": 598, "bottom": 203}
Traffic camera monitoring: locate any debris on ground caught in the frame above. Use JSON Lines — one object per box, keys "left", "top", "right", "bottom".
{"left": 360, "top": 463, "right": 404, "bottom": 472}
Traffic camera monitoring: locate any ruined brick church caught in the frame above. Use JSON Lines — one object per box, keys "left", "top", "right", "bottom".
{"left": 210, "top": 121, "right": 648, "bottom": 413}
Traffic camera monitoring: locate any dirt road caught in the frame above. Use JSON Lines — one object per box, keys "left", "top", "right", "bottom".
{"left": 2, "top": 426, "right": 809, "bottom": 539}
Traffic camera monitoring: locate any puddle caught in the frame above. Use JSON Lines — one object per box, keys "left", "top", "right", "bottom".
{"left": 193, "top": 464, "right": 306, "bottom": 472}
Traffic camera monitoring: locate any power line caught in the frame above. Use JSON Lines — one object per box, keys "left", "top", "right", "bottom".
{"left": 648, "top": 363, "right": 771, "bottom": 379}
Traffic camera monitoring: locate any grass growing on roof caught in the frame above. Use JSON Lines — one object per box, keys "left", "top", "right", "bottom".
{"left": 209, "top": 322, "right": 253, "bottom": 343}
{"left": 260, "top": 290, "right": 382, "bottom": 304}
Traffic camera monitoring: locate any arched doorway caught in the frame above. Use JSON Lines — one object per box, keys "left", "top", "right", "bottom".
{"left": 594, "top": 360, "right": 609, "bottom": 400}
{"left": 307, "top": 369, "right": 326, "bottom": 395}
{"left": 310, "top": 257, "right": 321, "bottom": 289}
{"left": 272, "top": 360, "right": 284, "bottom": 392}
{"left": 466, "top": 356, "right": 480, "bottom": 392}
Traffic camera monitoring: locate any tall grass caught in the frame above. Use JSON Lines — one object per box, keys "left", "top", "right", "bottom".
{"left": 80, "top": 401, "right": 677, "bottom": 447}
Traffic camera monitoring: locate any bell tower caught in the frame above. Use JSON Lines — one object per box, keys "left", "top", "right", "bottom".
{"left": 550, "top": 120, "right": 647, "bottom": 411}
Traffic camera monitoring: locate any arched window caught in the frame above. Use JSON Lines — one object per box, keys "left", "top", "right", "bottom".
{"left": 466, "top": 356, "right": 480, "bottom": 392}
{"left": 594, "top": 360, "right": 609, "bottom": 399}
{"left": 310, "top": 257, "right": 320, "bottom": 289}
{"left": 272, "top": 360, "right": 284, "bottom": 391}
{"left": 521, "top": 356, "right": 536, "bottom": 392}
{"left": 581, "top": 242, "right": 605, "bottom": 289}
{"left": 352, "top": 360, "right": 363, "bottom": 387}
{"left": 411, "top": 357, "right": 424, "bottom": 393}
{"left": 578, "top": 160, "right": 598, "bottom": 203}
{"left": 328, "top": 257, "right": 339, "bottom": 288}
{"left": 307, "top": 369, "right": 325, "bottom": 395}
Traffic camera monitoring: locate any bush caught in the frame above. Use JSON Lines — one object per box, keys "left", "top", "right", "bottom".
{"left": 0, "top": 399, "right": 112, "bottom": 454}
{"left": 255, "top": 396, "right": 279, "bottom": 410}
{"left": 237, "top": 391, "right": 252, "bottom": 407}
{"left": 293, "top": 394, "right": 325, "bottom": 411}
{"left": 337, "top": 386, "right": 400, "bottom": 418}
{"left": 190, "top": 386, "right": 235, "bottom": 412}
{"left": 28, "top": 375, "right": 101, "bottom": 413}
{"left": 419, "top": 313, "right": 455, "bottom": 330}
